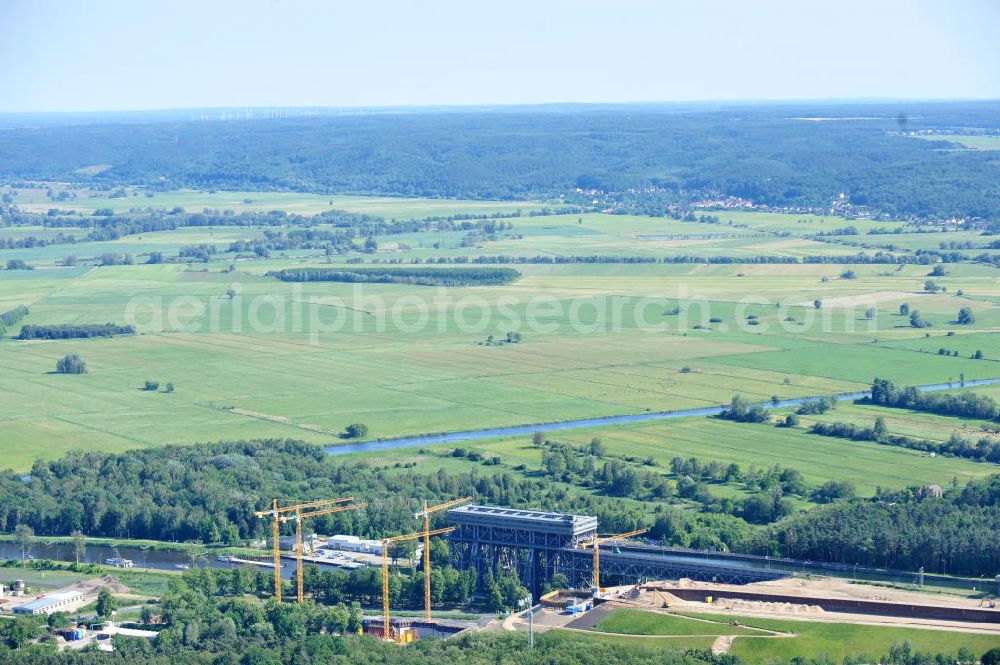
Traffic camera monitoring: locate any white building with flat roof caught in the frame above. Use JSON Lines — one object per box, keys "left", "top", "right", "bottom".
{"left": 326, "top": 534, "right": 383, "bottom": 555}
{"left": 13, "top": 591, "right": 85, "bottom": 615}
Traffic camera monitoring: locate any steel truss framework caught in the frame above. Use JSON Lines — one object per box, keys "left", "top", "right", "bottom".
{"left": 447, "top": 505, "right": 598, "bottom": 595}
{"left": 556, "top": 547, "right": 787, "bottom": 587}
{"left": 447, "top": 505, "right": 785, "bottom": 594}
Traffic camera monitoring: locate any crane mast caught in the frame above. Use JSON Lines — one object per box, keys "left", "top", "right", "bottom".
{"left": 584, "top": 528, "right": 648, "bottom": 590}
{"left": 381, "top": 526, "right": 455, "bottom": 640}
{"left": 253, "top": 496, "right": 356, "bottom": 603}
{"left": 414, "top": 496, "right": 470, "bottom": 620}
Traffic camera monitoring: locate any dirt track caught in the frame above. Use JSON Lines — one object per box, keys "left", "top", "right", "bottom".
{"left": 619, "top": 577, "right": 1000, "bottom": 636}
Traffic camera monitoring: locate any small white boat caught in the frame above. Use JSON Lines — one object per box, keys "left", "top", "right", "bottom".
{"left": 105, "top": 557, "right": 133, "bottom": 568}
{"left": 105, "top": 548, "right": 133, "bottom": 568}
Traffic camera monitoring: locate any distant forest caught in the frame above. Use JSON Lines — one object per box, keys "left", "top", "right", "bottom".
{"left": 1, "top": 101, "right": 998, "bottom": 222}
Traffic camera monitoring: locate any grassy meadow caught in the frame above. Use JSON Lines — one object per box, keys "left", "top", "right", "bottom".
{"left": 589, "top": 608, "right": 1000, "bottom": 659}
{"left": 2, "top": 186, "right": 550, "bottom": 218}
{"left": 1, "top": 195, "right": 999, "bottom": 494}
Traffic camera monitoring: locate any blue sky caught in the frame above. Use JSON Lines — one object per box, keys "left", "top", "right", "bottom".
{"left": 1, "top": 0, "right": 998, "bottom": 112}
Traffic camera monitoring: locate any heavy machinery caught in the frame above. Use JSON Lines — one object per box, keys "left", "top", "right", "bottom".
{"left": 414, "top": 497, "right": 470, "bottom": 619}
{"left": 381, "top": 527, "right": 454, "bottom": 640}
{"left": 253, "top": 497, "right": 354, "bottom": 602}
{"left": 283, "top": 501, "right": 367, "bottom": 604}
{"left": 581, "top": 528, "right": 648, "bottom": 590}
{"left": 649, "top": 587, "right": 671, "bottom": 608}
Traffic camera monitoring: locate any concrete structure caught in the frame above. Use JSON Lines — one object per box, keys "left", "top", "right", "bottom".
{"left": 447, "top": 504, "right": 785, "bottom": 595}
{"left": 13, "top": 591, "right": 85, "bottom": 615}
{"left": 326, "top": 534, "right": 384, "bottom": 555}
{"left": 447, "top": 505, "right": 598, "bottom": 594}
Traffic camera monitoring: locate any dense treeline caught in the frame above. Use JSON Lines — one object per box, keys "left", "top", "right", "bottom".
{"left": 423, "top": 251, "right": 940, "bottom": 265}
{"left": 0, "top": 208, "right": 383, "bottom": 254}
{"left": 0, "top": 568, "right": 992, "bottom": 663}
{"left": 866, "top": 379, "right": 1000, "bottom": 421}
{"left": 2, "top": 440, "right": 1000, "bottom": 575}
{"left": 768, "top": 475, "right": 1000, "bottom": 576}
{"left": 270, "top": 266, "right": 520, "bottom": 286}
{"left": 166, "top": 556, "right": 485, "bottom": 614}
{"left": 17, "top": 323, "right": 135, "bottom": 340}
{"left": 0, "top": 606, "right": 791, "bottom": 665}
{"left": 1, "top": 102, "right": 999, "bottom": 222}
{"left": 0, "top": 440, "right": 656, "bottom": 546}
{"left": 810, "top": 418, "right": 1000, "bottom": 464}
{"left": 535, "top": 438, "right": 803, "bottom": 524}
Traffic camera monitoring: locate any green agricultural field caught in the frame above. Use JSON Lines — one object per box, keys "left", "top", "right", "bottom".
{"left": 1, "top": 196, "right": 999, "bottom": 490}
{"left": 917, "top": 134, "right": 1000, "bottom": 151}
{"left": 3, "top": 186, "right": 551, "bottom": 218}
{"left": 594, "top": 609, "right": 1000, "bottom": 659}
{"left": 681, "top": 612, "right": 1000, "bottom": 659}
{"left": 541, "top": 629, "right": 716, "bottom": 651}
{"left": 595, "top": 608, "right": 767, "bottom": 636}
{"left": 353, "top": 408, "right": 994, "bottom": 496}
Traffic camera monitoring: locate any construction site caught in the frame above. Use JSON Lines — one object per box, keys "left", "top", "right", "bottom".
{"left": 509, "top": 578, "right": 1000, "bottom": 655}
{"left": 244, "top": 499, "right": 1000, "bottom": 646}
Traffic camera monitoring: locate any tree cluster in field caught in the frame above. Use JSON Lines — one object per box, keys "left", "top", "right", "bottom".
{"left": 227, "top": 217, "right": 454, "bottom": 257}
{"left": 536, "top": 437, "right": 810, "bottom": 525}
{"left": 795, "top": 396, "right": 837, "bottom": 415}
{"left": 270, "top": 266, "right": 520, "bottom": 287}
{"left": 5, "top": 259, "right": 33, "bottom": 270}
{"left": 98, "top": 252, "right": 135, "bottom": 265}
{"left": 810, "top": 418, "right": 1000, "bottom": 464}
{"left": 0, "top": 207, "right": 381, "bottom": 259}
{"left": 178, "top": 244, "right": 217, "bottom": 262}
{"left": 478, "top": 331, "right": 522, "bottom": 346}
{"left": 0, "top": 206, "right": 576, "bottom": 261}
{"left": 17, "top": 323, "right": 135, "bottom": 340}
{"left": 717, "top": 394, "right": 770, "bottom": 423}
{"left": 0, "top": 304, "right": 29, "bottom": 335}
{"left": 55, "top": 353, "right": 87, "bottom": 374}
{"left": 143, "top": 380, "right": 174, "bottom": 393}
{"left": 866, "top": 378, "right": 1000, "bottom": 421}
{"left": 342, "top": 423, "right": 367, "bottom": 439}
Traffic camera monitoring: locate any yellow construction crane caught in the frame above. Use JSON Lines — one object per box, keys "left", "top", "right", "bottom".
{"left": 284, "top": 501, "right": 367, "bottom": 604}
{"left": 381, "top": 527, "right": 455, "bottom": 640}
{"left": 581, "top": 528, "right": 648, "bottom": 590}
{"left": 414, "top": 497, "right": 470, "bottom": 620}
{"left": 253, "top": 497, "right": 354, "bottom": 602}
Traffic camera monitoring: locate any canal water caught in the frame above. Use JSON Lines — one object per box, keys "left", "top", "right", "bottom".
{"left": 326, "top": 377, "right": 1000, "bottom": 456}
{"left": 0, "top": 542, "right": 345, "bottom": 579}
{"left": 7, "top": 380, "right": 997, "bottom": 591}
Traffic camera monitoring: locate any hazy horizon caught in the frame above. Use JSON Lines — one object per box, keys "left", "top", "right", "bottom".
{"left": 2, "top": 0, "right": 999, "bottom": 114}
{"left": 4, "top": 97, "right": 1000, "bottom": 120}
